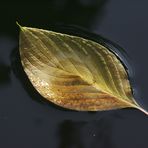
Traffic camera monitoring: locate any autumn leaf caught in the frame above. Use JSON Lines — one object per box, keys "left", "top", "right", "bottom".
{"left": 17, "top": 23, "right": 148, "bottom": 115}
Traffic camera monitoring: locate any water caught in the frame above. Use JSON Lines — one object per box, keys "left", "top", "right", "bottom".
{"left": 0, "top": 1, "right": 148, "bottom": 148}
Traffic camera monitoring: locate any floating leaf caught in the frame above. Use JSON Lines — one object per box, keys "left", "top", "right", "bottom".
{"left": 18, "top": 24, "right": 148, "bottom": 115}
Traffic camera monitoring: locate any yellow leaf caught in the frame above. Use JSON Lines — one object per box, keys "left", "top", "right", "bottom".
{"left": 18, "top": 24, "right": 148, "bottom": 115}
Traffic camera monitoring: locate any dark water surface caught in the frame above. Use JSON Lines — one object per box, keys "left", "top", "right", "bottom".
{"left": 0, "top": 1, "right": 148, "bottom": 148}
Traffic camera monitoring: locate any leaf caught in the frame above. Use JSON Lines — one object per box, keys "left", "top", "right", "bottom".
{"left": 18, "top": 24, "right": 148, "bottom": 115}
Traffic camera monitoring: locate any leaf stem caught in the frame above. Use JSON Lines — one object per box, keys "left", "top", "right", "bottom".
{"left": 135, "top": 106, "right": 148, "bottom": 115}
{"left": 124, "top": 100, "right": 148, "bottom": 116}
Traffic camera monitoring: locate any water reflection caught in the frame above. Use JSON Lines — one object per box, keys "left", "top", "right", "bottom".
{"left": 58, "top": 120, "right": 85, "bottom": 148}
{"left": 0, "top": 62, "right": 10, "bottom": 86}
{"left": 0, "top": 0, "right": 108, "bottom": 35}
{"left": 0, "top": 36, "right": 16, "bottom": 86}
{"left": 58, "top": 117, "right": 115, "bottom": 148}
{"left": 47, "top": 0, "right": 108, "bottom": 28}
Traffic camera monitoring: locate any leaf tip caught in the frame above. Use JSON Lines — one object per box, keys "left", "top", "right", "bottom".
{"left": 16, "top": 21, "right": 25, "bottom": 31}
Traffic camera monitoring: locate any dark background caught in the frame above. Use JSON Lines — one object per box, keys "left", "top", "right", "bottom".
{"left": 0, "top": 0, "right": 148, "bottom": 148}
